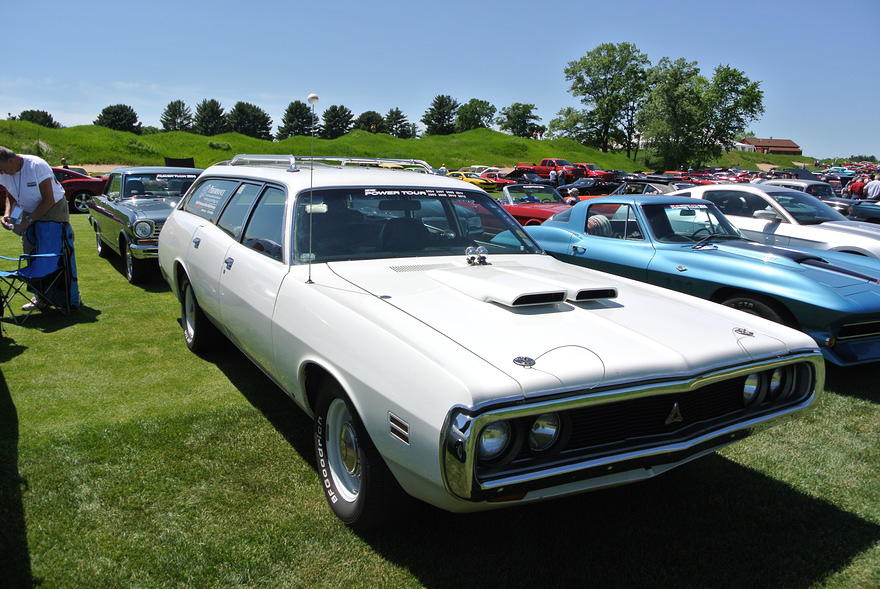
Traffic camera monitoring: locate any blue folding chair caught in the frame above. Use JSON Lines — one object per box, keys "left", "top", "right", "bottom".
{"left": 0, "top": 222, "right": 79, "bottom": 326}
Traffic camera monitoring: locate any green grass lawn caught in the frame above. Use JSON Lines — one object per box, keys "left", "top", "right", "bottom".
{"left": 1, "top": 215, "right": 878, "bottom": 588}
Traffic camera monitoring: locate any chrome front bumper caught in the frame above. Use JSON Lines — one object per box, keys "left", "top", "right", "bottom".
{"left": 441, "top": 351, "right": 824, "bottom": 501}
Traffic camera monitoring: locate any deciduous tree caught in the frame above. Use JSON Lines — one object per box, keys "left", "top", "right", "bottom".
{"left": 276, "top": 100, "right": 318, "bottom": 139}
{"left": 226, "top": 102, "right": 273, "bottom": 140}
{"left": 421, "top": 95, "right": 459, "bottom": 135}
{"left": 18, "top": 109, "right": 60, "bottom": 129}
{"left": 353, "top": 110, "right": 386, "bottom": 133}
{"left": 193, "top": 99, "right": 228, "bottom": 136}
{"left": 160, "top": 100, "right": 193, "bottom": 132}
{"left": 94, "top": 104, "right": 142, "bottom": 134}
{"left": 564, "top": 42, "right": 650, "bottom": 152}
{"left": 321, "top": 105, "right": 354, "bottom": 139}
{"left": 497, "top": 103, "right": 541, "bottom": 138}
{"left": 455, "top": 98, "right": 496, "bottom": 132}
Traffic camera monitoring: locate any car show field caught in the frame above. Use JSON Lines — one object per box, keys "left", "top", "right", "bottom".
{"left": 1, "top": 199, "right": 878, "bottom": 587}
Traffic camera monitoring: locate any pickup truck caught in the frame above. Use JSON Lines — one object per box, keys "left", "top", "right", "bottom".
{"left": 572, "top": 163, "right": 615, "bottom": 181}
{"left": 514, "top": 159, "right": 586, "bottom": 183}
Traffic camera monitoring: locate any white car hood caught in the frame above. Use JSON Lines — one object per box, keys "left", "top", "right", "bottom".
{"left": 327, "top": 255, "right": 813, "bottom": 398}
{"left": 816, "top": 220, "right": 880, "bottom": 241}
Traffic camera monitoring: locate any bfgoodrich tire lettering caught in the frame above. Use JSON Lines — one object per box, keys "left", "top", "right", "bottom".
{"left": 314, "top": 381, "right": 404, "bottom": 529}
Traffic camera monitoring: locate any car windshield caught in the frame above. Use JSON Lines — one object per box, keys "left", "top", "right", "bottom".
{"left": 764, "top": 190, "right": 847, "bottom": 224}
{"left": 293, "top": 187, "right": 541, "bottom": 263}
{"left": 642, "top": 203, "right": 742, "bottom": 243}
{"left": 504, "top": 186, "right": 564, "bottom": 204}
{"left": 122, "top": 173, "right": 198, "bottom": 199}
{"left": 805, "top": 184, "right": 835, "bottom": 198}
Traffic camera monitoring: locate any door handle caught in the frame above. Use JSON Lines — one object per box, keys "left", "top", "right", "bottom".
{"left": 192, "top": 237, "right": 201, "bottom": 248}
{"left": 572, "top": 245, "right": 586, "bottom": 254}
{"left": 224, "top": 257, "right": 234, "bottom": 270}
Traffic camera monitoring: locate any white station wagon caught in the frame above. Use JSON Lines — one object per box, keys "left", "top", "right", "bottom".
{"left": 671, "top": 183, "right": 880, "bottom": 257}
{"left": 158, "top": 155, "right": 823, "bottom": 528}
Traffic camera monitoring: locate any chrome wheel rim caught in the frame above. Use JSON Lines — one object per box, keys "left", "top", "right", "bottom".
{"left": 124, "top": 246, "right": 133, "bottom": 280}
{"left": 74, "top": 193, "right": 90, "bottom": 213}
{"left": 326, "top": 398, "right": 361, "bottom": 502}
{"left": 183, "top": 285, "right": 196, "bottom": 343}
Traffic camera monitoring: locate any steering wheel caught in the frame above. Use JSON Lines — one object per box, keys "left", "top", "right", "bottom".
{"left": 689, "top": 227, "right": 711, "bottom": 240}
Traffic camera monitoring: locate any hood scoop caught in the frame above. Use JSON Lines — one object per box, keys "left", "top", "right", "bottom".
{"left": 427, "top": 265, "right": 616, "bottom": 308}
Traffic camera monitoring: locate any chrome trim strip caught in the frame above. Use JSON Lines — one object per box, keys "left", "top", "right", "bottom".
{"left": 440, "top": 351, "right": 824, "bottom": 500}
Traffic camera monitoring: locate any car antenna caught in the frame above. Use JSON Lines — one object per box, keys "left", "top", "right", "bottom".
{"left": 306, "top": 92, "right": 319, "bottom": 284}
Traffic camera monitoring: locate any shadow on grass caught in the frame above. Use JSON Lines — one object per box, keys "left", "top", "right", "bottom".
{"left": 1, "top": 304, "right": 101, "bottom": 334}
{"left": 0, "top": 340, "right": 34, "bottom": 588}
{"left": 207, "top": 346, "right": 880, "bottom": 588}
{"left": 825, "top": 363, "right": 879, "bottom": 404}
{"left": 203, "top": 345, "right": 315, "bottom": 468}
{"left": 360, "top": 456, "right": 880, "bottom": 588}
{"left": 107, "top": 257, "right": 170, "bottom": 294}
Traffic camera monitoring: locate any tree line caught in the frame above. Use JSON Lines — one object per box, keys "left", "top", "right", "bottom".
{"left": 10, "top": 43, "right": 781, "bottom": 168}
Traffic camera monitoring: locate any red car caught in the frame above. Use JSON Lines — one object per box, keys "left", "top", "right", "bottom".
{"left": 52, "top": 167, "right": 108, "bottom": 213}
{"left": 572, "top": 163, "right": 615, "bottom": 180}
{"left": 480, "top": 171, "right": 517, "bottom": 186}
{"left": 499, "top": 184, "right": 573, "bottom": 226}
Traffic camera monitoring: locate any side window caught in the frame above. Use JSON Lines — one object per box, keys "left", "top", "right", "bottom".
{"left": 106, "top": 174, "right": 122, "bottom": 198}
{"left": 706, "top": 190, "right": 770, "bottom": 218}
{"left": 242, "top": 187, "right": 286, "bottom": 261}
{"left": 217, "top": 183, "right": 263, "bottom": 239}
{"left": 676, "top": 191, "right": 691, "bottom": 198}
{"left": 183, "top": 178, "right": 240, "bottom": 221}
{"left": 585, "top": 204, "right": 644, "bottom": 240}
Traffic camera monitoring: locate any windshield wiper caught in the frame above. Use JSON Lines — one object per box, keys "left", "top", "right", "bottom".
{"left": 692, "top": 233, "right": 740, "bottom": 248}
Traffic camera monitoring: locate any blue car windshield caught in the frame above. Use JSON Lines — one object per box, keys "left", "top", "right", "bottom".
{"left": 642, "top": 203, "right": 742, "bottom": 243}
{"left": 293, "top": 187, "right": 541, "bottom": 263}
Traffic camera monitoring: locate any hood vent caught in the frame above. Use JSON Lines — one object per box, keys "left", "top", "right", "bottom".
{"left": 512, "top": 292, "right": 568, "bottom": 306}
{"left": 575, "top": 288, "right": 618, "bottom": 301}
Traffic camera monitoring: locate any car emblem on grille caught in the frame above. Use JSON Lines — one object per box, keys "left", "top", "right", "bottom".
{"left": 734, "top": 327, "right": 755, "bottom": 337}
{"left": 513, "top": 357, "right": 536, "bottom": 367}
{"left": 665, "top": 402, "right": 683, "bottom": 425}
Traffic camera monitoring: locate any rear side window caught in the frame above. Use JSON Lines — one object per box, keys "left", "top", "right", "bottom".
{"left": 184, "top": 178, "right": 239, "bottom": 221}
{"left": 106, "top": 174, "right": 122, "bottom": 198}
{"left": 217, "top": 183, "right": 263, "bottom": 239}
{"left": 242, "top": 187, "right": 286, "bottom": 261}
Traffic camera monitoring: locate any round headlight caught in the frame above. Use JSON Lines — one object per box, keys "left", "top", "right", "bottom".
{"left": 528, "top": 413, "right": 560, "bottom": 452}
{"left": 743, "top": 374, "right": 761, "bottom": 405}
{"left": 133, "top": 221, "right": 153, "bottom": 239}
{"left": 768, "top": 368, "right": 784, "bottom": 399}
{"left": 478, "top": 421, "right": 511, "bottom": 461}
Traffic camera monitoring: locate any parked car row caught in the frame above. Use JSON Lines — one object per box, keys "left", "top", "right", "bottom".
{"left": 80, "top": 154, "right": 880, "bottom": 530}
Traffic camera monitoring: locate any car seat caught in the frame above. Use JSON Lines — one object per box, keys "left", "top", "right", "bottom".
{"left": 379, "top": 218, "right": 429, "bottom": 251}
{"left": 586, "top": 214, "right": 612, "bottom": 237}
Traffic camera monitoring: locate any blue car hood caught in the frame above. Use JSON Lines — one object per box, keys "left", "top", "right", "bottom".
{"left": 693, "top": 241, "right": 880, "bottom": 290}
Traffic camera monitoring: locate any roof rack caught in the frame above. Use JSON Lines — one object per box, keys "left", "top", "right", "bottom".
{"left": 225, "top": 155, "right": 436, "bottom": 174}
{"left": 229, "top": 154, "right": 298, "bottom": 171}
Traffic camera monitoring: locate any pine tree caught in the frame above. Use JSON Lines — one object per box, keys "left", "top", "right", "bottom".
{"left": 226, "top": 102, "right": 273, "bottom": 140}
{"left": 193, "top": 99, "right": 228, "bottom": 136}
{"left": 276, "top": 100, "right": 318, "bottom": 139}
{"left": 320, "top": 105, "right": 354, "bottom": 139}
{"left": 421, "top": 95, "right": 459, "bottom": 135}
{"left": 160, "top": 100, "right": 193, "bottom": 132}
{"left": 383, "top": 108, "right": 409, "bottom": 138}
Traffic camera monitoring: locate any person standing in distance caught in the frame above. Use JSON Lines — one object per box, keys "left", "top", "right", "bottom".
{"left": 864, "top": 174, "right": 880, "bottom": 200}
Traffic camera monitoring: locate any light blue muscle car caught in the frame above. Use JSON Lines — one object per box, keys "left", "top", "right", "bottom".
{"left": 524, "top": 195, "right": 880, "bottom": 366}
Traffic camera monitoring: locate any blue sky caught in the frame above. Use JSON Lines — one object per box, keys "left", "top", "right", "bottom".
{"left": 4, "top": 0, "right": 876, "bottom": 158}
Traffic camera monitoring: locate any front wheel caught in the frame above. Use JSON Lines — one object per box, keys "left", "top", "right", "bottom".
{"left": 314, "top": 382, "right": 404, "bottom": 529}
{"left": 122, "top": 238, "right": 149, "bottom": 284}
{"left": 721, "top": 295, "right": 787, "bottom": 325}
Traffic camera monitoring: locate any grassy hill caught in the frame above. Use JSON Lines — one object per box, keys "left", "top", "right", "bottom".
{"left": 0, "top": 120, "right": 816, "bottom": 172}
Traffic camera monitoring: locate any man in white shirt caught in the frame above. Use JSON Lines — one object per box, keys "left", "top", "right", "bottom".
{"left": 864, "top": 174, "right": 880, "bottom": 200}
{"left": 0, "top": 146, "right": 78, "bottom": 310}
